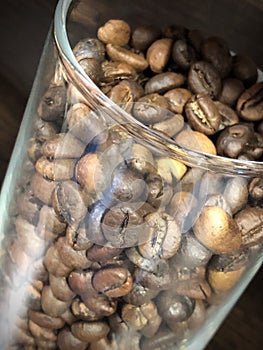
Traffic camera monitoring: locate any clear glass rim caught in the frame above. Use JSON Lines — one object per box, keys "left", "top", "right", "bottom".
{"left": 54, "top": 0, "right": 263, "bottom": 177}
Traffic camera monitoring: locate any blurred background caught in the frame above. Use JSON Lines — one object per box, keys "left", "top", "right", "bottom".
{"left": 0, "top": 1, "right": 262, "bottom": 349}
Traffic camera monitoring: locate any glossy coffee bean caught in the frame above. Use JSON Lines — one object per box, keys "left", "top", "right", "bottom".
{"left": 237, "top": 82, "right": 263, "bottom": 121}
{"left": 185, "top": 94, "right": 221, "bottom": 135}
{"left": 66, "top": 223, "right": 93, "bottom": 251}
{"left": 73, "top": 38, "right": 105, "bottom": 63}
{"left": 235, "top": 207, "right": 263, "bottom": 248}
{"left": 133, "top": 93, "right": 169, "bottom": 124}
{"left": 71, "top": 321, "right": 110, "bottom": 343}
{"left": 146, "top": 173, "right": 173, "bottom": 208}
{"left": 134, "top": 260, "right": 171, "bottom": 290}
{"left": 78, "top": 57, "right": 103, "bottom": 86}
{"left": 188, "top": 61, "right": 222, "bottom": 98}
{"left": 219, "top": 78, "right": 245, "bottom": 106}
{"left": 223, "top": 177, "right": 248, "bottom": 214}
{"left": 145, "top": 72, "right": 184, "bottom": 94}
{"left": 172, "top": 39, "right": 197, "bottom": 70}
{"left": 68, "top": 270, "right": 97, "bottom": 298}
{"left": 132, "top": 25, "right": 161, "bottom": 51}
{"left": 201, "top": 36, "right": 232, "bottom": 78}
{"left": 87, "top": 245, "right": 122, "bottom": 263}
{"left": 146, "top": 38, "right": 173, "bottom": 73}
{"left": 71, "top": 298, "right": 101, "bottom": 321}
{"left": 232, "top": 54, "right": 258, "bottom": 87}
{"left": 164, "top": 88, "right": 192, "bottom": 114}
{"left": 44, "top": 245, "right": 72, "bottom": 278}
{"left": 97, "top": 19, "right": 130, "bottom": 46}
{"left": 82, "top": 293, "right": 117, "bottom": 318}
{"left": 101, "top": 61, "right": 137, "bottom": 83}
{"left": 119, "top": 79, "right": 144, "bottom": 101}
{"left": 37, "top": 86, "right": 66, "bottom": 122}
{"left": 107, "top": 83, "right": 134, "bottom": 109}
{"left": 193, "top": 206, "right": 242, "bottom": 254}
{"left": 214, "top": 101, "right": 239, "bottom": 129}
{"left": 92, "top": 266, "right": 133, "bottom": 297}
{"left": 152, "top": 114, "right": 184, "bottom": 137}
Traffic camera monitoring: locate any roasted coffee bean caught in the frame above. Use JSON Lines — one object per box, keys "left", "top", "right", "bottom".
{"left": 36, "top": 156, "right": 75, "bottom": 181}
{"left": 157, "top": 292, "right": 195, "bottom": 323}
{"left": 235, "top": 207, "right": 263, "bottom": 248}
{"left": 172, "top": 231, "right": 212, "bottom": 268}
{"left": 135, "top": 261, "right": 171, "bottom": 290}
{"left": 44, "top": 245, "right": 72, "bottom": 278}
{"left": 27, "top": 137, "right": 42, "bottom": 163}
{"left": 164, "top": 24, "right": 188, "bottom": 40}
{"left": 244, "top": 132, "right": 263, "bottom": 160}
{"left": 164, "top": 88, "right": 192, "bottom": 114}
{"left": 28, "top": 310, "right": 65, "bottom": 330}
{"left": 152, "top": 114, "right": 184, "bottom": 137}
{"left": 108, "top": 83, "right": 134, "bottom": 110}
{"left": 146, "top": 172, "right": 173, "bottom": 208}
{"left": 216, "top": 123, "right": 254, "bottom": 158}
{"left": 8, "top": 240, "right": 32, "bottom": 276}
{"left": 66, "top": 224, "right": 93, "bottom": 251}
{"left": 87, "top": 245, "right": 122, "bottom": 263}
{"left": 81, "top": 57, "right": 104, "bottom": 84}
{"left": 92, "top": 266, "right": 133, "bottom": 297}
{"left": 185, "top": 94, "right": 221, "bottom": 135}
{"left": 201, "top": 37, "right": 232, "bottom": 78}
{"left": 71, "top": 298, "right": 101, "bottom": 321}
{"left": 146, "top": 38, "right": 173, "bottom": 73}
{"left": 28, "top": 320, "right": 57, "bottom": 342}
{"left": 101, "top": 61, "right": 137, "bottom": 83}
{"left": 18, "top": 283, "right": 41, "bottom": 311}
{"left": 89, "top": 337, "right": 115, "bottom": 350}
{"left": 219, "top": 78, "right": 245, "bottom": 106}
{"left": 133, "top": 93, "right": 169, "bottom": 124}
{"left": 223, "top": 177, "right": 248, "bottom": 214}
{"left": 49, "top": 274, "right": 75, "bottom": 302}
{"left": 193, "top": 206, "right": 242, "bottom": 254}
{"left": 156, "top": 157, "right": 187, "bottom": 183}
{"left": 106, "top": 44, "right": 148, "bottom": 71}
{"left": 204, "top": 194, "right": 232, "bottom": 216}
{"left": 119, "top": 80, "right": 144, "bottom": 101}
{"left": 82, "top": 293, "right": 117, "bottom": 318}
{"left": 41, "top": 285, "right": 71, "bottom": 318}
{"left": 140, "top": 325, "right": 179, "bottom": 350}
{"left": 34, "top": 118, "right": 60, "bottom": 143}
{"left": 73, "top": 38, "right": 105, "bottom": 63}
{"left": 139, "top": 302, "right": 162, "bottom": 338}
{"left": 214, "top": 101, "right": 239, "bottom": 129}
{"left": 208, "top": 251, "right": 248, "bottom": 292}
{"left": 101, "top": 202, "right": 153, "bottom": 248}
{"left": 17, "top": 188, "right": 40, "bottom": 224}
{"left": 145, "top": 72, "right": 184, "bottom": 94}
{"left": 249, "top": 177, "right": 263, "bottom": 204}
{"left": 237, "top": 82, "right": 263, "bottom": 121}
{"left": 31, "top": 172, "right": 57, "bottom": 206}
{"left": 37, "top": 85, "right": 66, "bottom": 122}
{"left": 57, "top": 328, "right": 88, "bottom": 350}
{"left": 131, "top": 26, "right": 161, "bottom": 51}
{"left": 172, "top": 39, "right": 197, "bottom": 70}
{"left": 68, "top": 270, "right": 97, "bottom": 298}
{"left": 138, "top": 212, "right": 181, "bottom": 260}
{"left": 98, "top": 19, "right": 130, "bottom": 46}
{"left": 37, "top": 205, "right": 66, "bottom": 237}
{"left": 71, "top": 321, "right": 110, "bottom": 343}
{"left": 123, "top": 283, "right": 159, "bottom": 306}
{"left": 121, "top": 303, "right": 149, "bottom": 331}
{"left": 175, "top": 128, "right": 217, "bottom": 154}
{"left": 188, "top": 61, "right": 222, "bottom": 98}
{"left": 232, "top": 54, "right": 258, "bottom": 87}
{"left": 86, "top": 201, "right": 108, "bottom": 245}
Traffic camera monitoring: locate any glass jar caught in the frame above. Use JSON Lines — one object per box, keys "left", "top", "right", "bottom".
{"left": 0, "top": 0, "right": 262, "bottom": 349}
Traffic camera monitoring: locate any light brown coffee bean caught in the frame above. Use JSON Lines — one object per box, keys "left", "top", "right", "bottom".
{"left": 57, "top": 328, "right": 88, "bottom": 350}
{"left": 71, "top": 321, "right": 110, "bottom": 343}
{"left": 28, "top": 320, "right": 57, "bottom": 342}
{"left": 49, "top": 274, "right": 75, "bottom": 302}
{"left": 37, "top": 205, "right": 66, "bottom": 236}
{"left": 101, "top": 61, "right": 138, "bottom": 83}
{"left": 98, "top": 19, "right": 130, "bottom": 46}
{"left": 68, "top": 270, "right": 97, "bottom": 299}
{"left": 8, "top": 240, "right": 32, "bottom": 276}
{"left": 44, "top": 245, "right": 72, "bottom": 278}
{"left": 66, "top": 224, "right": 93, "bottom": 251}
{"left": 41, "top": 286, "right": 71, "bottom": 318}
{"left": 36, "top": 157, "right": 75, "bottom": 181}
{"left": 31, "top": 173, "right": 57, "bottom": 206}
{"left": 164, "top": 88, "right": 192, "bottom": 114}
{"left": 28, "top": 310, "right": 65, "bottom": 330}
{"left": 146, "top": 38, "right": 173, "bottom": 73}
{"left": 175, "top": 129, "right": 217, "bottom": 155}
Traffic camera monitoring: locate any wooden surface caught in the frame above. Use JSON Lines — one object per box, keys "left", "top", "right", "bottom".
{"left": 0, "top": 1, "right": 262, "bottom": 349}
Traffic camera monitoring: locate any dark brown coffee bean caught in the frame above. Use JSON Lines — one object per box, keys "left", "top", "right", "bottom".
{"left": 106, "top": 44, "right": 148, "bottom": 71}
{"left": 235, "top": 207, "right": 263, "bottom": 248}
{"left": 41, "top": 133, "right": 85, "bottom": 159}
{"left": 44, "top": 245, "right": 72, "bottom": 278}
{"left": 201, "top": 37, "right": 232, "bottom": 78}
{"left": 193, "top": 206, "right": 242, "bottom": 254}
{"left": 145, "top": 72, "right": 185, "bottom": 94}
{"left": 37, "top": 205, "right": 66, "bottom": 236}
{"left": 216, "top": 123, "right": 254, "bottom": 158}
{"left": 56, "top": 237, "right": 91, "bottom": 270}
{"left": 131, "top": 26, "right": 161, "bottom": 51}
{"left": 41, "top": 286, "right": 71, "bottom": 318}
{"left": 139, "top": 302, "right": 162, "bottom": 338}
{"left": 232, "top": 54, "right": 258, "bottom": 87}
{"left": 98, "top": 19, "right": 130, "bottom": 46}
{"left": 185, "top": 94, "right": 221, "bottom": 135}
{"left": 214, "top": 101, "right": 239, "bottom": 129}
{"left": 123, "top": 283, "right": 159, "bottom": 306}
{"left": 133, "top": 93, "right": 169, "bottom": 124}
{"left": 164, "top": 25, "right": 188, "bottom": 40}
{"left": 219, "top": 78, "right": 245, "bottom": 106}
{"left": 101, "top": 61, "right": 137, "bottom": 83}
{"left": 164, "top": 88, "right": 192, "bottom": 114}
{"left": 92, "top": 266, "right": 133, "bottom": 297}
{"left": 73, "top": 38, "right": 105, "bottom": 63}
{"left": 107, "top": 83, "right": 134, "bottom": 110}
{"left": 71, "top": 321, "right": 110, "bottom": 343}
{"left": 237, "top": 82, "right": 263, "bottom": 121}
{"left": 223, "top": 177, "right": 248, "bottom": 214}
{"left": 249, "top": 177, "right": 263, "bottom": 204}
{"left": 37, "top": 86, "right": 66, "bottom": 122}
{"left": 244, "top": 132, "right": 263, "bottom": 160}
{"left": 119, "top": 80, "right": 144, "bottom": 101}
{"left": 172, "top": 39, "right": 197, "bottom": 70}
{"left": 28, "top": 310, "right": 65, "bottom": 330}
{"left": 81, "top": 57, "right": 103, "bottom": 84}
{"left": 208, "top": 251, "right": 248, "bottom": 292}
{"left": 126, "top": 247, "right": 167, "bottom": 274}
{"left": 146, "top": 173, "right": 173, "bottom": 208}
{"left": 71, "top": 298, "right": 101, "bottom": 321}
{"left": 34, "top": 118, "right": 60, "bottom": 143}
{"left": 68, "top": 270, "right": 97, "bottom": 298}
{"left": 82, "top": 293, "right": 117, "bottom": 318}
{"left": 57, "top": 328, "right": 88, "bottom": 350}
{"left": 27, "top": 137, "right": 42, "bottom": 163}
{"left": 66, "top": 224, "right": 93, "bottom": 251}
{"left": 188, "top": 29, "right": 203, "bottom": 52}
{"left": 152, "top": 114, "right": 184, "bottom": 138}
{"left": 87, "top": 245, "right": 122, "bottom": 263}
{"left": 188, "top": 61, "right": 222, "bottom": 98}
{"left": 135, "top": 261, "right": 171, "bottom": 290}
{"left": 102, "top": 202, "right": 153, "bottom": 248}
{"left": 36, "top": 157, "right": 75, "bottom": 181}
{"left": 146, "top": 38, "right": 173, "bottom": 73}
{"left": 157, "top": 292, "right": 195, "bottom": 323}
{"left": 31, "top": 173, "right": 57, "bottom": 206}
{"left": 121, "top": 304, "right": 148, "bottom": 331}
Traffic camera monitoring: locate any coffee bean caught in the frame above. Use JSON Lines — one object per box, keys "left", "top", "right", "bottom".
{"left": 249, "top": 177, "right": 263, "bottom": 204}
{"left": 188, "top": 61, "right": 222, "bottom": 98}
{"left": 98, "top": 19, "right": 130, "bottom": 46}
{"left": 123, "top": 283, "right": 159, "bottom": 306}
{"left": 28, "top": 310, "right": 65, "bottom": 330}
{"left": 145, "top": 72, "right": 185, "bottom": 94}
{"left": 17, "top": 188, "right": 40, "bottom": 225}
{"left": 214, "top": 101, "right": 239, "bottom": 129}
{"left": 134, "top": 261, "right": 171, "bottom": 290}
{"left": 73, "top": 38, "right": 105, "bottom": 63}
{"left": 31, "top": 173, "right": 57, "bottom": 206}
{"left": 219, "top": 78, "right": 245, "bottom": 106}
{"left": 164, "top": 88, "right": 192, "bottom": 114}
{"left": 175, "top": 128, "right": 217, "bottom": 154}
{"left": 146, "top": 38, "right": 173, "bottom": 73}
{"left": 37, "top": 86, "right": 66, "bottom": 122}
{"left": 101, "top": 61, "right": 138, "bottom": 83}
{"left": 57, "top": 328, "right": 88, "bottom": 350}
{"left": 37, "top": 205, "right": 66, "bottom": 236}
{"left": 49, "top": 274, "right": 75, "bottom": 302}
{"left": 106, "top": 44, "right": 148, "bottom": 71}
{"left": 44, "top": 245, "right": 72, "bottom": 278}
{"left": 146, "top": 172, "right": 173, "bottom": 208}
{"left": 194, "top": 206, "right": 242, "bottom": 254}
{"left": 71, "top": 298, "right": 101, "bottom": 321}
{"left": 133, "top": 93, "right": 169, "bottom": 124}
{"left": 235, "top": 207, "right": 263, "bottom": 248}
{"left": 237, "top": 82, "right": 263, "bottom": 121}
{"left": 131, "top": 25, "right": 161, "bottom": 51}
{"left": 156, "top": 157, "right": 187, "bottom": 183}
{"left": 8, "top": 240, "right": 32, "bottom": 276}
{"left": 35, "top": 157, "right": 75, "bottom": 181}
{"left": 28, "top": 320, "right": 57, "bottom": 342}
{"left": 201, "top": 37, "right": 232, "bottom": 78}
{"left": 232, "top": 54, "right": 258, "bottom": 87}
{"left": 172, "top": 39, "right": 197, "bottom": 70}
{"left": 34, "top": 118, "right": 60, "bottom": 143}
{"left": 223, "top": 177, "right": 248, "bottom": 214}
{"left": 92, "top": 266, "right": 133, "bottom": 297}
{"left": 68, "top": 270, "right": 97, "bottom": 299}
{"left": 27, "top": 137, "right": 42, "bottom": 163}
{"left": 87, "top": 245, "right": 122, "bottom": 263}
{"left": 71, "top": 321, "right": 110, "bottom": 343}
{"left": 185, "top": 94, "right": 221, "bottom": 135}
{"left": 82, "top": 293, "right": 117, "bottom": 318}
{"left": 152, "top": 114, "right": 184, "bottom": 137}
{"left": 41, "top": 286, "right": 71, "bottom": 318}
{"left": 204, "top": 194, "right": 232, "bottom": 216}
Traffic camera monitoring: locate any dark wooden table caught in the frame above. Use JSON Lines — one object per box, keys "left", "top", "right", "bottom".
{"left": 0, "top": 1, "right": 262, "bottom": 349}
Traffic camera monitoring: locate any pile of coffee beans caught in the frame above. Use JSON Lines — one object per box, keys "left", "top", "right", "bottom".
{"left": 0, "top": 18, "right": 263, "bottom": 350}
